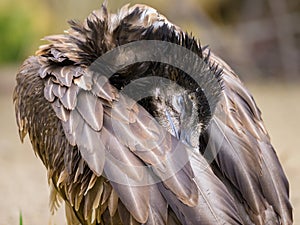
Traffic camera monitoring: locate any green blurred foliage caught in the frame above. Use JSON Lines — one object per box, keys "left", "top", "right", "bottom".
{"left": 0, "top": 0, "right": 51, "bottom": 64}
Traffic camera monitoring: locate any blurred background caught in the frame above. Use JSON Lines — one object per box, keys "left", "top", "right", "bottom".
{"left": 0, "top": 0, "right": 299, "bottom": 224}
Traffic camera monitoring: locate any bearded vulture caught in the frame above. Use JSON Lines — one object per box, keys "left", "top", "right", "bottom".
{"left": 14, "top": 3, "right": 293, "bottom": 225}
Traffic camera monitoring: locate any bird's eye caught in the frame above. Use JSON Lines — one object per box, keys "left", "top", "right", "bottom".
{"left": 188, "top": 93, "right": 196, "bottom": 101}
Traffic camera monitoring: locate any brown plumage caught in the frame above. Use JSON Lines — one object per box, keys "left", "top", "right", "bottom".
{"left": 14, "top": 3, "right": 293, "bottom": 225}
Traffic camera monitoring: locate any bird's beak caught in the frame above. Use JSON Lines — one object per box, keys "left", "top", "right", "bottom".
{"left": 164, "top": 109, "right": 180, "bottom": 139}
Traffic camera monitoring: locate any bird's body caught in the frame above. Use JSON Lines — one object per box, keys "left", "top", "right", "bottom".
{"left": 14, "top": 3, "right": 292, "bottom": 225}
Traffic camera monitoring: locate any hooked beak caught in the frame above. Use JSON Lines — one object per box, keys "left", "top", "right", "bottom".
{"left": 164, "top": 109, "right": 180, "bottom": 139}
{"left": 164, "top": 108, "right": 199, "bottom": 148}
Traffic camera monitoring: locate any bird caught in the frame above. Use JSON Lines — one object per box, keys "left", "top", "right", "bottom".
{"left": 14, "top": 3, "right": 293, "bottom": 225}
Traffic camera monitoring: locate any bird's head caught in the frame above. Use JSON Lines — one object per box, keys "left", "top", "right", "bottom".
{"left": 151, "top": 83, "right": 206, "bottom": 149}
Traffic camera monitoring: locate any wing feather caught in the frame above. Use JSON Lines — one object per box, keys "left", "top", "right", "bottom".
{"left": 204, "top": 50, "right": 293, "bottom": 224}
{"left": 259, "top": 142, "right": 292, "bottom": 224}
{"left": 39, "top": 62, "right": 201, "bottom": 223}
{"left": 206, "top": 117, "right": 265, "bottom": 223}
{"left": 158, "top": 150, "right": 243, "bottom": 225}
{"left": 103, "top": 95, "right": 199, "bottom": 207}
{"left": 76, "top": 90, "right": 103, "bottom": 131}
{"left": 144, "top": 185, "right": 168, "bottom": 225}
{"left": 60, "top": 83, "right": 78, "bottom": 110}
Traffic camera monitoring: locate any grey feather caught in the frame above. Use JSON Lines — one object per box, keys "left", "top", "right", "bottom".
{"left": 76, "top": 90, "right": 103, "bottom": 131}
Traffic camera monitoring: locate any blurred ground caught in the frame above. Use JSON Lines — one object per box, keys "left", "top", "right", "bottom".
{"left": 0, "top": 66, "right": 299, "bottom": 224}
{"left": 0, "top": 66, "right": 66, "bottom": 225}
